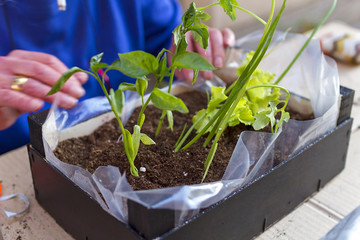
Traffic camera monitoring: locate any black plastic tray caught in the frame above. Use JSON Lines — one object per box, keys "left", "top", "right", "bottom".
{"left": 27, "top": 86, "right": 354, "bottom": 240}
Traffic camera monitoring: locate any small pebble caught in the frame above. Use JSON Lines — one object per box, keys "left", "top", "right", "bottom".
{"left": 140, "top": 167, "right": 146, "bottom": 172}
{"left": 183, "top": 172, "right": 188, "bottom": 177}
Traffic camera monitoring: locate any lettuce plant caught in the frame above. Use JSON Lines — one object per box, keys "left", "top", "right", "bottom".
{"left": 191, "top": 51, "right": 290, "bottom": 135}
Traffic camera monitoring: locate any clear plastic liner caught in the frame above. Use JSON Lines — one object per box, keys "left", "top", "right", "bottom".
{"left": 42, "top": 32, "right": 340, "bottom": 226}
{"left": 320, "top": 205, "right": 360, "bottom": 240}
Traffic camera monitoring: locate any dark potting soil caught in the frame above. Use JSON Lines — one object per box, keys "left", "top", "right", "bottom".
{"left": 54, "top": 91, "right": 314, "bottom": 191}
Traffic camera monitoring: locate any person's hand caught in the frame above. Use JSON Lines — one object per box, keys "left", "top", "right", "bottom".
{"left": 170, "top": 27, "right": 235, "bottom": 83}
{"left": 0, "top": 50, "right": 88, "bottom": 130}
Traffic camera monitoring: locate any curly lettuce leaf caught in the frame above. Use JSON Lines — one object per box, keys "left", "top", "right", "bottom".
{"left": 192, "top": 51, "right": 289, "bottom": 134}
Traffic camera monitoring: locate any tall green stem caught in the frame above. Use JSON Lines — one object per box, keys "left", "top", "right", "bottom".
{"left": 235, "top": 6, "right": 266, "bottom": 25}
{"left": 98, "top": 75, "right": 126, "bottom": 134}
{"left": 275, "top": 0, "right": 337, "bottom": 84}
{"left": 197, "top": 2, "right": 218, "bottom": 11}
{"left": 168, "top": 68, "right": 176, "bottom": 93}
{"left": 137, "top": 80, "right": 161, "bottom": 126}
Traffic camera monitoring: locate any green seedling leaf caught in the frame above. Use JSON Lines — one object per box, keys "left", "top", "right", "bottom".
{"left": 183, "top": 2, "right": 196, "bottom": 28}
{"left": 192, "top": 70, "right": 199, "bottom": 85}
{"left": 208, "top": 86, "right": 228, "bottom": 111}
{"left": 48, "top": 67, "right": 86, "bottom": 95}
{"left": 193, "top": 109, "right": 218, "bottom": 133}
{"left": 219, "top": 0, "right": 240, "bottom": 21}
{"left": 196, "top": 11, "right": 211, "bottom": 22}
{"left": 172, "top": 24, "right": 182, "bottom": 47}
{"left": 138, "top": 113, "right": 145, "bottom": 128}
{"left": 228, "top": 98, "right": 254, "bottom": 126}
{"left": 111, "top": 51, "right": 158, "bottom": 78}
{"left": 150, "top": 88, "right": 189, "bottom": 113}
{"left": 189, "top": 25, "right": 209, "bottom": 49}
{"left": 92, "top": 63, "right": 109, "bottom": 73}
{"left": 192, "top": 86, "right": 228, "bottom": 134}
{"left": 176, "top": 110, "right": 206, "bottom": 152}
{"left": 176, "top": 37, "right": 188, "bottom": 55}
{"left": 166, "top": 110, "right": 174, "bottom": 131}
{"left": 175, "top": 123, "right": 187, "bottom": 147}
{"left": 110, "top": 88, "right": 125, "bottom": 115}
{"left": 118, "top": 82, "right": 137, "bottom": 92}
{"left": 202, "top": 142, "right": 218, "bottom": 182}
{"left": 123, "top": 129, "right": 134, "bottom": 161}
{"left": 267, "top": 100, "right": 290, "bottom": 133}
{"left": 90, "top": 52, "right": 107, "bottom": 72}
{"left": 90, "top": 52, "right": 103, "bottom": 65}
{"left": 275, "top": 110, "right": 290, "bottom": 132}
{"left": 156, "top": 51, "right": 171, "bottom": 78}
{"left": 267, "top": 101, "right": 279, "bottom": 128}
{"left": 173, "top": 52, "right": 216, "bottom": 71}
{"left": 245, "top": 70, "right": 277, "bottom": 113}
{"left": 140, "top": 133, "right": 156, "bottom": 145}
{"left": 132, "top": 125, "right": 141, "bottom": 157}
{"left": 155, "top": 110, "right": 167, "bottom": 137}
{"left": 130, "top": 165, "right": 139, "bottom": 177}
{"left": 252, "top": 110, "right": 270, "bottom": 130}
{"left": 123, "top": 128, "right": 138, "bottom": 177}
{"left": 136, "top": 78, "right": 148, "bottom": 97}
{"left": 156, "top": 48, "right": 167, "bottom": 62}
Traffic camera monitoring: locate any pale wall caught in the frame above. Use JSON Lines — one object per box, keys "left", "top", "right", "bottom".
{"left": 178, "top": 0, "right": 360, "bottom": 37}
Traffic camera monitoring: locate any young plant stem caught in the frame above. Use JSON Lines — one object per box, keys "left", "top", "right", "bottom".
{"left": 155, "top": 68, "right": 176, "bottom": 136}
{"left": 196, "top": 2, "right": 218, "bottom": 11}
{"left": 99, "top": 70, "right": 139, "bottom": 176}
{"left": 137, "top": 80, "right": 161, "bottom": 126}
{"left": 156, "top": 111, "right": 166, "bottom": 136}
{"left": 168, "top": 68, "right": 176, "bottom": 94}
{"left": 202, "top": 142, "right": 218, "bottom": 182}
{"left": 235, "top": 6, "right": 266, "bottom": 25}
{"left": 264, "top": 0, "right": 276, "bottom": 34}
{"left": 174, "top": 111, "right": 206, "bottom": 152}
{"left": 100, "top": 70, "right": 127, "bottom": 133}
{"left": 274, "top": 0, "right": 337, "bottom": 84}
{"left": 198, "top": 2, "right": 267, "bottom": 26}
{"left": 175, "top": 123, "right": 187, "bottom": 146}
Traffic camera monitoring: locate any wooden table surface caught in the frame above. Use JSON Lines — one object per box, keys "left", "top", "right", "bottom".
{"left": 1, "top": 22, "right": 360, "bottom": 240}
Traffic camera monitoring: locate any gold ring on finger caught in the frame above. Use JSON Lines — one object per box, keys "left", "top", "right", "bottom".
{"left": 10, "top": 76, "right": 29, "bottom": 92}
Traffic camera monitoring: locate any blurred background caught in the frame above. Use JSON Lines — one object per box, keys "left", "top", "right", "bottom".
{"left": 178, "top": 0, "right": 360, "bottom": 37}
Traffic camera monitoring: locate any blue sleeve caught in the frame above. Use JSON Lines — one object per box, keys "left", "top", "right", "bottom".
{"left": 0, "top": 115, "right": 30, "bottom": 155}
{"left": 141, "top": 0, "right": 183, "bottom": 55}
{"left": 0, "top": 0, "right": 184, "bottom": 154}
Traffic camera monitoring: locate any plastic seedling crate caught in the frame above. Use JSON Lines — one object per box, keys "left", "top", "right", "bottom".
{"left": 27, "top": 86, "right": 354, "bottom": 240}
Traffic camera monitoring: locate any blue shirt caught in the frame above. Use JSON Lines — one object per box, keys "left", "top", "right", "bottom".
{"left": 0, "top": 0, "right": 182, "bottom": 154}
